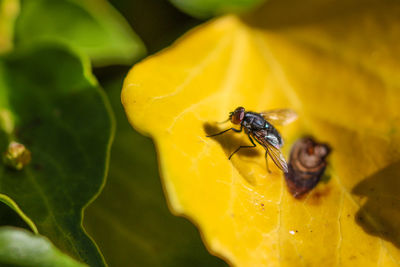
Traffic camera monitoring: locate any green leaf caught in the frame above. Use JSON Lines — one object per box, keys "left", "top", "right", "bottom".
{"left": 0, "top": 43, "right": 114, "bottom": 266}
{"left": 0, "top": 0, "right": 19, "bottom": 54}
{"left": 0, "top": 194, "right": 37, "bottom": 233}
{"left": 84, "top": 73, "right": 228, "bottom": 267}
{"left": 0, "top": 201, "right": 32, "bottom": 230}
{"left": 14, "top": 0, "right": 146, "bottom": 66}
{"left": 169, "top": 0, "right": 266, "bottom": 19}
{"left": 0, "top": 226, "right": 86, "bottom": 267}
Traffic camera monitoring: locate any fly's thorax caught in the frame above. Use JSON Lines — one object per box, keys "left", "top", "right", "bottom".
{"left": 242, "top": 112, "right": 265, "bottom": 131}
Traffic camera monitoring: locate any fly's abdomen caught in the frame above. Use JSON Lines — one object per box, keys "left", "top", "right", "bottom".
{"left": 266, "top": 125, "right": 283, "bottom": 148}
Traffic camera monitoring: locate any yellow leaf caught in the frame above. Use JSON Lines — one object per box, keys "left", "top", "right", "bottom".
{"left": 122, "top": 1, "right": 400, "bottom": 266}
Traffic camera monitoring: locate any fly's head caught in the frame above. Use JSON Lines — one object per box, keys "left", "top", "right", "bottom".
{"left": 230, "top": 106, "right": 245, "bottom": 125}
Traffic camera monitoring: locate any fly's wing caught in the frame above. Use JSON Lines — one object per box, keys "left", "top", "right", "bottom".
{"left": 266, "top": 144, "right": 289, "bottom": 173}
{"left": 260, "top": 109, "right": 297, "bottom": 126}
{"left": 252, "top": 130, "right": 289, "bottom": 173}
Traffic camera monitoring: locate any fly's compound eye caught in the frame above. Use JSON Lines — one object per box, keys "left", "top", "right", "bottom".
{"left": 231, "top": 107, "right": 245, "bottom": 124}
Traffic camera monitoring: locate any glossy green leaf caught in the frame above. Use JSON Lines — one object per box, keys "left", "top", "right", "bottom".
{"left": 0, "top": 43, "right": 114, "bottom": 266}
{"left": 169, "top": 0, "right": 266, "bottom": 19}
{"left": 15, "top": 0, "right": 146, "bottom": 66}
{"left": 84, "top": 73, "right": 227, "bottom": 267}
{"left": 0, "top": 226, "right": 86, "bottom": 267}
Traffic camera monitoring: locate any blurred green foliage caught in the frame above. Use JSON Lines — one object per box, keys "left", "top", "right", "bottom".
{"left": 84, "top": 73, "right": 227, "bottom": 267}
{"left": 0, "top": 0, "right": 19, "bottom": 53}
{"left": 108, "top": 0, "right": 201, "bottom": 53}
{"left": 0, "top": 44, "right": 113, "bottom": 266}
{"left": 15, "top": 0, "right": 146, "bottom": 66}
{"left": 169, "top": 0, "right": 266, "bottom": 19}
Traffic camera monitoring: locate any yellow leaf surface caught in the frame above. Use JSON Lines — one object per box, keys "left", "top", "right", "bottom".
{"left": 122, "top": 0, "right": 400, "bottom": 266}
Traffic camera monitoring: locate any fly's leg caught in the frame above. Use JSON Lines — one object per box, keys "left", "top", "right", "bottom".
{"left": 229, "top": 133, "right": 257, "bottom": 160}
{"left": 265, "top": 150, "right": 271, "bottom": 173}
{"left": 206, "top": 126, "right": 242, "bottom": 137}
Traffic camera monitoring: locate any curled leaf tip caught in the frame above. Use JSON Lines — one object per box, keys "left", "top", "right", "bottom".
{"left": 285, "top": 137, "right": 330, "bottom": 198}
{"left": 2, "top": 141, "right": 31, "bottom": 170}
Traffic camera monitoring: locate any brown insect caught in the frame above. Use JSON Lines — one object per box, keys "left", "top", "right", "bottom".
{"left": 285, "top": 137, "right": 330, "bottom": 198}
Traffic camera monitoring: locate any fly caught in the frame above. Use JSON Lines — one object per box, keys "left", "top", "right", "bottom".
{"left": 207, "top": 107, "right": 297, "bottom": 173}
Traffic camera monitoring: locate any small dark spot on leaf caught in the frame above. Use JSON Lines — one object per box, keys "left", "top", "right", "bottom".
{"left": 34, "top": 164, "right": 42, "bottom": 171}
{"left": 303, "top": 186, "right": 332, "bottom": 206}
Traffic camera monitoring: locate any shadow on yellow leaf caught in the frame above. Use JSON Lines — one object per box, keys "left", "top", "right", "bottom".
{"left": 353, "top": 161, "right": 400, "bottom": 248}
{"left": 122, "top": 0, "right": 400, "bottom": 265}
